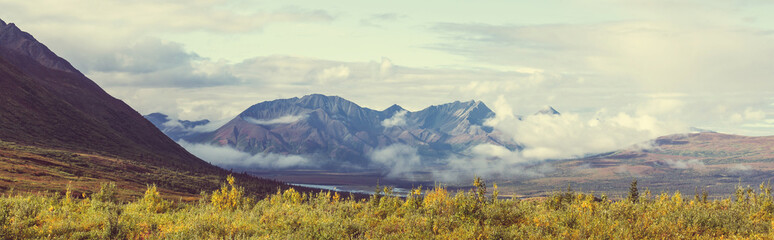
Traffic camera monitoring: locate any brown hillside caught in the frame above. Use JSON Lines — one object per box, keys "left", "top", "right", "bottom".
{"left": 0, "top": 19, "right": 295, "bottom": 197}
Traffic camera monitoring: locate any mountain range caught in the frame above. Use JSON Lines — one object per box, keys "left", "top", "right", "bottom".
{"left": 0, "top": 18, "right": 296, "bottom": 198}
{"left": 147, "top": 94, "right": 524, "bottom": 169}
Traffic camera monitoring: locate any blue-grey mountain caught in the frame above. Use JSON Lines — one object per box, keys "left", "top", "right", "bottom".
{"left": 158, "top": 94, "right": 519, "bottom": 169}
{"left": 145, "top": 113, "right": 210, "bottom": 141}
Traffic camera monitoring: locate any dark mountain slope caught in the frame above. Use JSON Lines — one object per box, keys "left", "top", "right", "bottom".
{"left": 0, "top": 20, "right": 209, "bottom": 171}
{"left": 0, "top": 19, "right": 297, "bottom": 196}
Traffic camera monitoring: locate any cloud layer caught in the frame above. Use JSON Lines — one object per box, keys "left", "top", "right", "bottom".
{"left": 178, "top": 141, "right": 313, "bottom": 169}
{"left": 369, "top": 144, "right": 421, "bottom": 179}
{"left": 244, "top": 115, "right": 307, "bottom": 125}
{"left": 381, "top": 110, "right": 408, "bottom": 128}
{"left": 3, "top": 0, "right": 773, "bottom": 168}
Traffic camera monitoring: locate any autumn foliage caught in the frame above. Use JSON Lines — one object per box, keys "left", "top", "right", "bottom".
{"left": 2, "top": 176, "right": 774, "bottom": 239}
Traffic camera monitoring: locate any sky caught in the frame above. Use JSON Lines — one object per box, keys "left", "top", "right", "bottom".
{"left": 1, "top": 0, "right": 774, "bottom": 143}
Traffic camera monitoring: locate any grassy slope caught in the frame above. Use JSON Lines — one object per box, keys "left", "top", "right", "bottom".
{"left": 0, "top": 140, "right": 304, "bottom": 201}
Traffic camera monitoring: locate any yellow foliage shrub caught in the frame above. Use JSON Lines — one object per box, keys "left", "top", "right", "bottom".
{"left": 211, "top": 175, "right": 252, "bottom": 211}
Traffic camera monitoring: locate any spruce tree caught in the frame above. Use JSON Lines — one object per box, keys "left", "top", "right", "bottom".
{"left": 628, "top": 178, "right": 639, "bottom": 203}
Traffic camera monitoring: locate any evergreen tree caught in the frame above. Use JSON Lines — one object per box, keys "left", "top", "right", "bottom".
{"left": 628, "top": 178, "right": 639, "bottom": 203}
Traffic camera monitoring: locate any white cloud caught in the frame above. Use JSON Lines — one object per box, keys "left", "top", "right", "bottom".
{"left": 88, "top": 53, "right": 772, "bottom": 138}
{"left": 244, "top": 115, "right": 307, "bottom": 125}
{"left": 70, "top": 38, "right": 239, "bottom": 88}
{"left": 360, "top": 13, "right": 405, "bottom": 28}
{"left": 369, "top": 144, "right": 421, "bottom": 179}
{"left": 431, "top": 21, "right": 774, "bottom": 94}
{"left": 431, "top": 144, "right": 551, "bottom": 183}
{"left": 0, "top": 2, "right": 333, "bottom": 90}
{"left": 519, "top": 112, "right": 674, "bottom": 159}
{"left": 381, "top": 110, "right": 407, "bottom": 128}
{"left": 2, "top": 0, "right": 773, "bottom": 138}
{"left": 730, "top": 107, "right": 767, "bottom": 123}
{"left": 160, "top": 117, "right": 184, "bottom": 128}
{"left": 483, "top": 95, "right": 516, "bottom": 127}
{"left": 469, "top": 144, "right": 515, "bottom": 159}
{"left": 729, "top": 164, "right": 752, "bottom": 172}
{"left": 1, "top": 1, "right": 334, "bottom": 34}
{"left": 663, "top": 159, "right": 705, "bottom": 169}
{"left": 188, "top": 118, "right": 232, "bottom": 133}
{"left": 379, "top": 57, "right": 394, "bottom": 79}
{"left": 315, "top": 66, "right": 350, "bottom": 83}
{"left": 744, "top": 108, "right": 766, "bottom": 121}
{"left": 636, "top": 98, "right": 685, "bottom": 116}
{"left": 178, "top": 140, "right": 312, "bottom": 169}
{"left": 485, "top": 96, "right": 689, "bottom": 161}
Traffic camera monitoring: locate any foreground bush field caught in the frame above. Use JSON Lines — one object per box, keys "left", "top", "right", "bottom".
{"left": 2, "top": 176, "right": 774, "bottom": 239}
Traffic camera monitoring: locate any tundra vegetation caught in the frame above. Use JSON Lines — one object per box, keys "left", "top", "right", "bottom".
{"left": 2, "top": 176, "right": 774, "bottom": 239}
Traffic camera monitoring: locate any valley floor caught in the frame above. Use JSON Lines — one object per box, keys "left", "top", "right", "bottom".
{"left": 2, "top": 176, "right": 774, "bottom": 239}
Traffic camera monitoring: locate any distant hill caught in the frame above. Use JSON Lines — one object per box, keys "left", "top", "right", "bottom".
{"left": 508, "top": 132, "right": 774, "bottom": 197}
{"left": 0, "top": 18, "right": 294, "bottom": 197}
{"left": 167, "top": 94, "right": 519, "bottom": 169}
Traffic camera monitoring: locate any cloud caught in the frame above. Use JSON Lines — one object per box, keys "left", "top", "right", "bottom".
{"left": 426, "top": 143, "right": 554, "bottom": 183}
{"left": 0, "top": 2, "right": 333, "bottom": 90}
{"left": 636, "top": 99, "right": 685, "bottom": 116}
{"left": 1, "top": 1, "right": 334, "bottom": 34}
{"left": 234, "top": 56, "right": 401, "bottom": 86}
{"left": 100, "top": 53, "right": 772, "bottom": 137}
{"left": 178, "top": 141, "right": 312, "bottom": 169}
{"left": 729, "top": 164, "right": 752, "bottom": 172}
{"left": 429, "top": 20, "right": 774, "bottom": 94}
{"left": 188, "top": 118, "right": 232, "bottom": 133}
{"left": 730, "top": 107, "right": 767, "bottom": 123}
{"left": 369, "top": 144, "right": 421, "bottom": 179}
{"left": 516, "top": 113, "right": 681, "bottom": 160}
{"left": 360, "top": 13, "right": 405, "bottom": 28}
{"left": 726, "top": 164, "right": 756, "bottom": 176}
{"left": 367, "top": 143, "right": 545, "bottom": 182}
{"left": 663, "top": 159, "right": 705, "bottom": 169}
{"left": 90, "top": 38, "right": 193, "bottom": 74}
{"left": 3, "top": 0, "right": 773, "bottom": 138}
{"left": 381, "top": 110, "right": 407, "bottom": 128}
{"left": 314, "top": 65, "right": 351, "bottom": 83}
{"left": 161, "top": 119, "right": 184, "bottom": 128}
{"left": 77, "top": 38, "right": 240, "bottom": 88}
{"left": 92, "top": 52, "right": 771, "bottom": 139}
{"left": 485, "top": 95, "right": 688, "bottom": 161}
{"left": 379, "top": 57, "right": 394, "bottom": 79}
{"left": 483, "top": 95, "right": 517, "bottom": 127}
{"left": 244, "top": 115, "right": 307, "bottom": 125}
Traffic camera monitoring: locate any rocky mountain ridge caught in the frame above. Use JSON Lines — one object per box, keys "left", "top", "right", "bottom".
{"left": 145, "top": 113, "right": 210, "bottom": 141}
{"left": 148, "top": 94, "right": 522, "bottom": 169}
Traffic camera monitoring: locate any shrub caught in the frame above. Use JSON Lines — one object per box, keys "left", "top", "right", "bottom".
{"left": 140, "top": 184, "right": 172, "bottom": 213}
{"left": 92, "top": 182, "right": 119, "bottom": 204}
{"left": 2, "top": 178, "right": 774, "bottom": 239}
{"left": 211, "top": 175, "right": 252, "bottom": 210}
